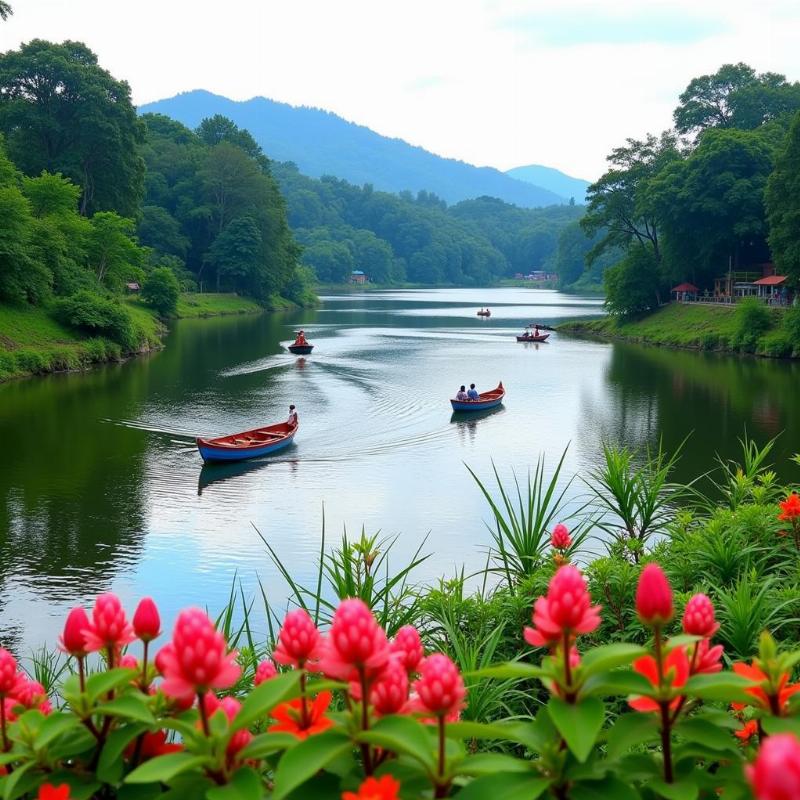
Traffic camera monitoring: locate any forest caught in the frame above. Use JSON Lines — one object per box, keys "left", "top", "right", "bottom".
{"left": 583, "top": 62, "right": 800, "bottom": 315}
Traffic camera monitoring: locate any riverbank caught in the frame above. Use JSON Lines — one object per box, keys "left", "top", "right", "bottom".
{"left": 559, "top": 301, "right": 799, "bottom": 358}
{"left": 0, "top": 293, "right": 268, "bottom": 382}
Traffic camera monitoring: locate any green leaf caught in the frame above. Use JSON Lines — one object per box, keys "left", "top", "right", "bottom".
{"left": 206, "top": 766, "right": 262, "bottom": 800}
{"left": 674, "top": 718, "right": 738, "bottom": 753}
{"left": 570, "top": 776, "right": 642, "bottom": 800}
{"left": 237, "top": 731, "right": 298, "bottom": 761}
{"left": 548, "top": 697, "right": 605, "bottom": 763}
{"left": 444, "top": 721, "right": 524, "bottom": 742}
{"left": 33, "top": 711, "right": 82, "bottom": 749}
{"left": 271, "top": 730, "right": 352, "bottom": 800}
{"left": 125, "top": 752, "right": 209, "bottom": 784}
{"left": 357, "top": 715, "right": 436, "bottom": 772}
{"left": 467, "top": 662, "right": 547, "bottom": 681}
{"left": 95, "top": 694, "right": 155, "bottom": 725}
{"left": 762, "top": 716, "right": 800, "bottom": 737}
{"left": 231, "top": 672, "right": 300, "bottom": 732}
{"left": 684, "top": 673, "right": 757, "bottom": 704}
{"left": 579, "top": 644, "right": 648, "bottom": 677}
{"left": 665, "top": 634, "right": 701, "bottom": 651}
{"left": 454, "top": 752, "right": 532, "bottom": 776}
{"left": 456, "top": 773, "right": 551, "bottom": 800}
{"left": 581, "top": 669, "right": 653, "bottom": 697}
{"left": 86, "top": 668, "right": 138, "bottom": 703}
{"left": 2, "top": 762, "right": 35, "bottom": 800}
{"left": 97, "top": 723, "right": 151, "bottom": 784}
{"left": 605, "top": 712, "right": 660, "bottom": 760}
{"left": 649, "top": 778, "right": 699, "bottom": 800}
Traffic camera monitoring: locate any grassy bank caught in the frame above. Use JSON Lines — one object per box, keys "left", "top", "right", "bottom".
{"left": 174, "top": 292, "right": 263, "bottom": 318}
{"left": 560, "top": 301, "right": 799, "bottom": 357}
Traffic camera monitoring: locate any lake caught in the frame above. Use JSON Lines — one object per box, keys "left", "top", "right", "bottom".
{"left": 2, "top": 287, "right": 799, "bottom": 654}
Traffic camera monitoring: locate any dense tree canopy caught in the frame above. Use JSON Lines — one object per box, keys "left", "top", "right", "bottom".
{"left": 766, "top": 112, "right": 800, "bottom": 285}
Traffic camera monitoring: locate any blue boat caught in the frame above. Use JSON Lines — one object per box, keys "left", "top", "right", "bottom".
{"left": 196, "top": 419, "right": 298, "bottom": 462}
{"left": 450, "top": 382, "right": 505, "bottom": 412}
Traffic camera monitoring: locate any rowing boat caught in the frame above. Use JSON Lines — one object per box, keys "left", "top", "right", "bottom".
{"left": 450, "top": 382, "right": 505, "bottom": 412}
{"left": 196, "top": 419, "right": 298, "bottom": 462}
{"left": 288, "top": 343, "right": 314, "bottom": 354}
{"left": 516, "top": 333, "right": 550, "bottom": 342}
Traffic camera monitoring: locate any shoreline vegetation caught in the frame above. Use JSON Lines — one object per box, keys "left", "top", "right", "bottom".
{"left": 559, "top": 301, "right": 800, "bottom": 359}
{"left": 0, "top": 292, "right": 266, "bottom": 383}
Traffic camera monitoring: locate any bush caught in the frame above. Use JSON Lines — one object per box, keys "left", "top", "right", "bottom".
{"left": 141, "top": 266, "right": 180, "bottom": 317}
{"left": 603, "top": 246, "right": 662, "bottom": 317}
{"left": 13, "top": 348, "right": 48, "bottom": 374}
{"left": 731, "top": 297, "right": 771, "bottom": 352}
{"left": 53, "top": 290, "right": 137, "bottom": 349}
{"left": 759, "top": 328, "right": 794, "bottom": 357}
{"left": 782, "top": 305, "right": 800, "bottom": 352}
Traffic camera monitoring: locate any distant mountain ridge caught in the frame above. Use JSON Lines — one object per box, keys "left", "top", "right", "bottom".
{"left": 138, "top": 90, "right": 567, "bottom": 208}
{"left": 506, "top": 164, "right": 591, "bottom": 202}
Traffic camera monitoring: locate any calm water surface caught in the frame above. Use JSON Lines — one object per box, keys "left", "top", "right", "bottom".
{"left": 2, "top": 288, "right": 799, "bottom": 653}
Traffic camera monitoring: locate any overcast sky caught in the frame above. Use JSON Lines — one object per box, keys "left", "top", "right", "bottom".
{"left": 2, "top": 0, "right": 799, "bottom": 179}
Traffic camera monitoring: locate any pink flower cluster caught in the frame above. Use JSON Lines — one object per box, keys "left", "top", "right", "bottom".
{"left": 0, "top": 648, "right": 52, "bottom": 721}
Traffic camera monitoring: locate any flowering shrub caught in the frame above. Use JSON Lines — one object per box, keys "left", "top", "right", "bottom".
{"left": 1, "top": 562, "right": 800, "bottom": 800}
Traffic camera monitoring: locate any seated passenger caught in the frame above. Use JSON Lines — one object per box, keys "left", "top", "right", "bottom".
{"left": 467, "top": 383, "right": 479, "bottom": 400}
{"left": 456, "top": 385, "right": 469, "bottom": 401}
{"left": 294, "top": 330, "right": 308, "bottom": 346}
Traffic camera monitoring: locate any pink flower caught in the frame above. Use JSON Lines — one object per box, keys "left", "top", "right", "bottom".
{"left": 635, "top": 564, "right": 673, "bottom": 626}
{"left": 10, "top": 677, "right": 51, "bottom": 713}
{"left": 390, "top": 625, "right": 424, "bottom": 674}
{"left": 371, "top": 656, "right": 409, "bottom": 715}
{"left": 682, "top": 594, "right": 719, "bottom": 637}
{"left": 319, "top": 599, "right": 390, "bottom": 682}
{"left": 691, "top": 639, "right": 723, "bottom": 675}
{"left": 254, "top": 659, "right": 278, "bottom": 685}
{"left": 0, "top": 649, "right": 18, "bottom": 695}
{"left": 82, "top": 594, "right": 135, "bottom": 654}
{"left": 59, "top": 608, "right": 90, "bottom": 658}
{"left": 133, "top": 598, "right": 161, "bottom": 643}
{"left": 524, "top": 565, "right": 601, "bottom": 647}
{"left": 273, "top": 609, "right": 322, "bottom": 668}
{"left": 218, "top": 696, "right": 252, "bottom": 760}
{"left": 550, "top": 523, "right": 572, "bottom": 550}
{"left": 412, "top": 653, "right": 466, "bottom": 719}
{"left": 746, "top": 732, "right": 800, "bottom": 799}
{"left": 156, "top": 608, "right": 241, "bottom": 701}
{"left": 120, "top": 654, "right": 139, "bottom": 670}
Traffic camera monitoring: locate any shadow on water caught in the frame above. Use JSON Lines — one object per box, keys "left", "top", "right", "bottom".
{"left": 197, "top": 446, "right": 299, "bottom": 495}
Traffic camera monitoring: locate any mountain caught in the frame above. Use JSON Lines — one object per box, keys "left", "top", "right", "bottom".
{"left": 139, "top": 91, "right": 565, "bottom": 208}
{"left": 506, "top": 164, "right": 591, "bottom": 203}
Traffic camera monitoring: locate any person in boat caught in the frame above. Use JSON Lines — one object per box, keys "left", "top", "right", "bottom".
{"left": 287, "top": 404, "right": 298, "bottom": 425}
{"left": 534, "top": 325, "right": 540, "bottom": 337}
{"left": 456, "top": 385, "right": 469, "bottom": 401}
{"left": 293, "top": 330, "right": 308, "bottom": 346}
{"left": 467, "top": 383, "right": 479, "bottom": 400}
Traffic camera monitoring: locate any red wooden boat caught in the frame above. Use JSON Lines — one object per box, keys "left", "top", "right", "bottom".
{"left": 196, "top": 419, "right": 298, "bottom": 462}
{"left": 450, "top": 382, "right": 505, "bottom": 411}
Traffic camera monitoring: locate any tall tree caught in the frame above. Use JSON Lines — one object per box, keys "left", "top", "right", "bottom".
{"left": 766, "top": 112, "right": 800, "bottom": 285}
{"left": 0, "top": 2, "right": 12, "bottom": 21}
{"left": 0, "top": 40, "right": 145, "bottom": 216}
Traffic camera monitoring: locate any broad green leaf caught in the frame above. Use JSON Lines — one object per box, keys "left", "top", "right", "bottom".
{"left": 86, "top": 668, "right": 138, "bottom": 703}
{"left": 47, "top": 726, "right": 98, "bottom": 761}
{"left": 548, "top": 697, "right": 605, "bottom": 762}
{"left": 581, "top": 669, "right": 653, "bottom": 698}
{"left": 762, "top": 716, "right": 800, "bottom": 737}
{"left": 231, "top": 672, "right": 300, "bottom": 732}
{"left": 684, "top": 673, "right": 756, "bottom": 704}
{"left": 454, "top": 752, "right": 532, "bottom": 776}
{"left": 649, "top": 778, "right": 699, "bottom": 800}
{"left": 456, "top": 773, "right": 551, "bottom": 800}
{"left": 2, "top": 762, "right": 35, "bottom": 800}
{"left": 605, "top": 712, "right": 659, "bottom": 760}
{"left": 665, "top": 634, "right": 701, "bottom": 651}
{"left": 33, "top": 711, "right": 81, "bottom": 749}
{"left": 125, "top": 753, "right": 209, "bottom": 784}
{"left": 579, "top": 644, "right": 648, "bottom": 676}
{"left": 206, "top": 766, "right": 262, "bottom": 800}
{"left": 97, "top": 722, "right": 150, "bottom": 784}
{"left": 675, "top": 718, "right": 738, "bottom": 753}
{"left": 357, "top": 715, "right": 436, "bottom": 772}
{"left": 570, "top": 776, "right": 642, "bottom": 800}
{"left": 467, "top": 662, "right": 548, "bottom": 681}
{"left": 237, "top": 731, "right": 298, "bottom": 761}
{"left": 271, "top": 730, "right": 352, "bottom": 800}
{"left": 95, "top": 694, "right": 155, "bottom": 725}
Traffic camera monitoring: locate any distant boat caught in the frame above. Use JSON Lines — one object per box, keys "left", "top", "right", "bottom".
{"left": 477, "top": 309, "right": 491, "bottom": 317}
{"left": 516, "top": 331, "right": 550, "bottom": 343}
{"left": 450, "top": 382, "right": 505, "bottom": 412}
{"left": 196, "top": 419, "right": 298, "bottom": 462}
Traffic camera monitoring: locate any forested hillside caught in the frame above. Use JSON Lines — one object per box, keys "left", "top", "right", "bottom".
{"left": 139, "top": 91, "right": 567, "bottom": 208}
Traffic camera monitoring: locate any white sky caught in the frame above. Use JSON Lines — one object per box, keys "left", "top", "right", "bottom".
{"left": 2, "top": 0, "right": 799, "bottom": 179}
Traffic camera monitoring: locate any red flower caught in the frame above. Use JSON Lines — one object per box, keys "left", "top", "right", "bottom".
{"left": 218, "top": 696, "right": 252, "bottom": 760}
{"left": 683, "top": 593, "right": 719, "bottom": 638}
{"left": 319, "top": 599, "right": 390, "bottom": 682}
{"left": 269, "top": 691, "right": 334, "bottom": 739}
{"left": 778, "top": 493, "right": 800, "bottom": 522}
{"left": 390, "top": 625, "right": 424, "bottom": 674}
{"left": 125, "top": 729, "right": 183, "bottom": 761}
{"left": 133, "top": 598, "right": 161, "bottom": 643}
{"left": 119, "top": 654, "right": 139, "bottom": 670}
{"left": 82, "top": 593, "right": 135, "bottom": 654}
{"left": 371, "top": 656, "right": 409, "bottom": 715}
{"left": 629, "top": 646, "right": 689, "bottom": 712}
{"left": 735, "top": 720, "right": 758, "bottom": 743}
{"left": 550, "top": 523, "right": 572, "bottom": 550}
{"left": 254, "top": 658, "right": 277, "bottom": 685}
{"left": 156, "top": 608, "right": 240, "bottom": 701}
{"left": 732, "top": 662, "right": 800, "bottom": 715}
{"left": 635, "top": 564, "right": 673, "bottom": 626}
{"left": 524, "top": 565, "right": 601, "bottom": 647}
{"left": 412, "top": 653, "right": 466, "bottom": 719}
{"left": 342, "top": 774, "right": 401, "bottom": 800}
{"left": 691, "top": 638, "right": 723, "bottom": 675}
{"left": 746, "top": 732, "right": 800, "bottom": 799}
{"left": 38, "top": 786, "right": 71, "bottom": 800}
{"left": 10, "top": 677, "right": 51, "bottom": 713}
{"left": 0, "top": 649, "right": 18, "bottom": 695}
{"left": 273, "top": 609, "right": 322, "bottom": 669}
{"left": 59, "top": 608, "right": 90, "bottom": 658}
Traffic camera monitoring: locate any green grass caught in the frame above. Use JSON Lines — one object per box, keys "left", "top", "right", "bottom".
{"left": 559, "top": 302, "right": 790, "bottom": 354}
{"left": 174, "top": 292, "right": 263, "bottom": 318}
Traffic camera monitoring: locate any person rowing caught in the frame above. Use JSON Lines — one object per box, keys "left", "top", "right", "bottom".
{"left": 293, "top": 330, "right": 308, "bottom": 346}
